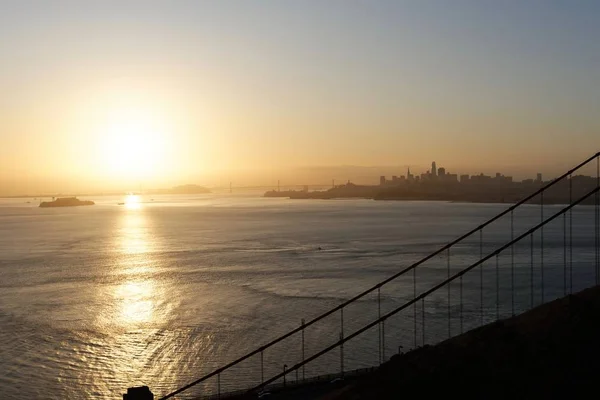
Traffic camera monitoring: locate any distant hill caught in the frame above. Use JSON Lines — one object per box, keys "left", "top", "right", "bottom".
{"left": 163, "top": 184, "right": 211, "bottom": 194}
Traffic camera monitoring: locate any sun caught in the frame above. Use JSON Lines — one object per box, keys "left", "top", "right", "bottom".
{"left": 101, "top": 107, "right": 168, "bottom": 180}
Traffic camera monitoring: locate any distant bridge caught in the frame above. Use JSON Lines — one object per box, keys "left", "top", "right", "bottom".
{"left": 209, "top": 183, "right": 335, "bottom": 193}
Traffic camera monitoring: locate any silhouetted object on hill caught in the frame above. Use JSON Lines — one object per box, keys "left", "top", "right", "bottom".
{"left": 123, "top": 386, "right": 153, "bottom": 400}
{"left": 39, "top": 197, "right": 94, "bottom": 208}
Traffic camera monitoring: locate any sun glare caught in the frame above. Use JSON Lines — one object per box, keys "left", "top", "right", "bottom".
{"left": 101, "top": 107, "right": 168, "bottom": 180}
{"left": 124, "top": 194, "right": 142, "bottom": 210}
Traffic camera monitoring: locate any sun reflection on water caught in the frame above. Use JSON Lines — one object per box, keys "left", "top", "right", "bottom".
{"left": 110, "top": 199, "right": 163, "bottom": 328}
{"left": 83, "top": 196, "right": 174, "bottom": 396}
{"left": 116, "top": 281, "right": 155, "bottom": 324}
{"left": 120, "top": 214, "right": 150, "bottom": 255}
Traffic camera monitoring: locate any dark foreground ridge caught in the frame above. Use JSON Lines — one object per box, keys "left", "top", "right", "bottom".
{"left": 323, "top": 285, "right": 600, "bottom": 400}
{"left": 220, "top": 285, "right": 600, "bottom": 400}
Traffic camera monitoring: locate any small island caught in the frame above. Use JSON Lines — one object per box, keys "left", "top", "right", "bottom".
{"left": 39, "top": 197, "right": 95, "bottom": 208}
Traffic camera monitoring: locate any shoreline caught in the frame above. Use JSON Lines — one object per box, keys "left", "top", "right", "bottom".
{"left": 272, "top": 195, "right": 585, "bottom": 206}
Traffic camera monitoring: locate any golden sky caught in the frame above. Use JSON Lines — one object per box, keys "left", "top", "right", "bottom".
{"left": 1, "top": 1, "right": 599, "bottom": 194}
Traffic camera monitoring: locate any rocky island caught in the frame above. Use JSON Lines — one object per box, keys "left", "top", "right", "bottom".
{"left": 39, "top": 197, "right": 95, "bottom": 208}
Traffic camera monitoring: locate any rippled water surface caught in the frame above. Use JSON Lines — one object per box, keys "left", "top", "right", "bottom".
{"left": 0, "top": 194, "right": 597, "bottom": 398}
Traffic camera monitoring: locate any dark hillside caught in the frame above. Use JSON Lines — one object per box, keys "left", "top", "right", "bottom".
{"left": 323, "top": 285, "right": 600, "bottom": 399}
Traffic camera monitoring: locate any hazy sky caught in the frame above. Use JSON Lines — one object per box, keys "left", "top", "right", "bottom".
{"left": 1, "top": 1, "right": 599, "bottom": 193}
